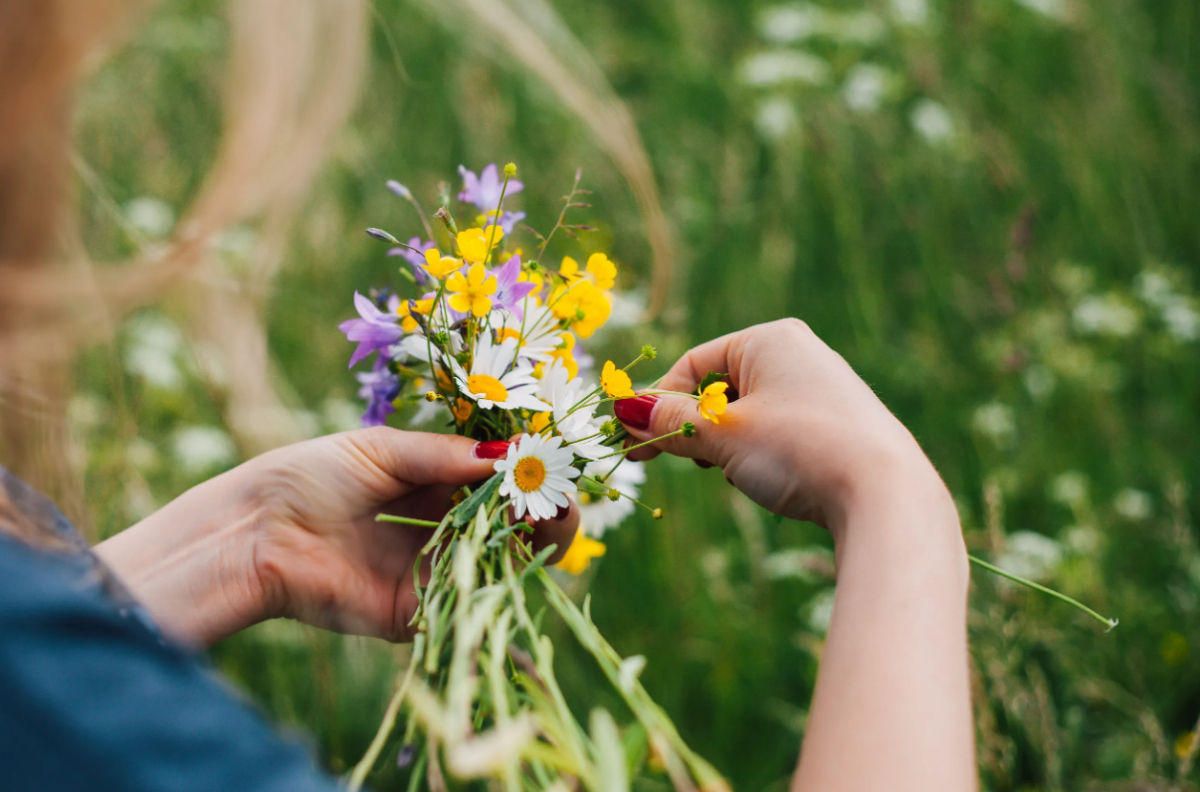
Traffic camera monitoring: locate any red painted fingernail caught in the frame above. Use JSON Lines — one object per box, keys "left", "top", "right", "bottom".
{"left": 554, "top": 504, "right": 570, "bottom": 521}
{"left": 693, "top": 459, "right": 714, "bottom": 469}
{"left": 473, "top": 440, "right": 512, "bottom": 460}
{"left": 613, "top": 394, "right": 658, "bottom": 431}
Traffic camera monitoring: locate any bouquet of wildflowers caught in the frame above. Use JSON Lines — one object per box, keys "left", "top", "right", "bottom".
{"left": 338, "top": 163, "right": 730, "bottom": 792}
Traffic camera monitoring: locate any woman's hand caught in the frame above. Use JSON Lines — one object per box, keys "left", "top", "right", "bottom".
{"left": 97, "top": 429, "right": 578, "bottom": 648}
{"left": 615, "top": 318, "right": 942, "bottom": 535}
{"left": 618, "top": 320, "right": 976, "bottom": 792}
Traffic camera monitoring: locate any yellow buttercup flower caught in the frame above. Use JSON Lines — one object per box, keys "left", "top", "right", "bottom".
{"left": 698, "top": 381, "right": 729, "bottom": 424}
{"left": 452, "top": 398, "right": 473, "bottom": 424}
{"left": 559, "top": 256, "right": 582, "bottom": 281}
{"left": 529, "top": 411, "right": 552, "bottom": 433}
{"left": 539, "top": 338, "right": 579, "bottom": 380}
{"left": 446, "top": 263, "right": 498, "bottom": 317}
{"left": 549, "top": 280, "right": 611, "bottom": 338}
{"left": 423, "top": 249, "right": 461, "bottom": 279}
{"left": 397, "top": 297, "right": 435, "bottom": 332}
{"left": 456, "top": 226, "right": 504, "bottom": 263}
{"left": 585, "top": 253, "right": 616, "bottom": 290}
{"left": 556, "top": 531, "right": 607, "bottom": 575}
{"left": 601, "top": 361, "right": 635, "bottom": 399}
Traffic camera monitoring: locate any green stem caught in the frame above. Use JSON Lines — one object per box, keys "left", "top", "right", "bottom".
{"left": 377, "top": 514, "right": 442, "bottom": 528}
{"left": 347, "top": 654, "right": 419, "bottom": 791}
{"left": 968, "top": 554, "right": 1118, "bottom": 631}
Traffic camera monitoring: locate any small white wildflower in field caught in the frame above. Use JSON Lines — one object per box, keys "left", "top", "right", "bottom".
{"left": 910, "top": 99, "right": 956, "bottom": 143}
{"left": 1072, "top": 293, "right": 1140, "bottom": 337}
{"left": 890, "top": 0, "right": 931, "bottom": 26}
{"left": 172, "top": 425, "right": 236, "bottom": 475}
{"left": 842, "top": 64, "right": 891, "bottom": 113}
{"left": 124, "top": 314, "right": 185, "bottom": 390}
{"left": 123, "top": 196, "right": 175, "bottom": 239}
{"left": 1015, "top": 0, "right": 1070, "bottom": 23}
{"left": 996, "top": 531, "right": 1064, "bottom": 583}
{"left": 740, "top": 50, "right": 831, "bottom": 87}
{"left": 755, "top": 97, "right": 800, "bottom": 140}
{"left": 1050, "top": 471, "right": 1089, "bottom": 508}
{"left": 762, "top": 547, "right": 835, "bottom": 582}
{"left": 1114, "top": 488, "right": 1153, "bottom": 521}
{"left": 1162, "top": 301, "right": 1200, "bottom": 342}
{"left": 808, "top": 589, "right": 836, "bottom": 634}
{"left": 972, "top": 402, "right": 1015, "bottom": 443}
{"left": 758, "top": 4, "right": 824, "bottom": 44}
{"left": 1023, "top": 364, "right": 1057, "bottom": 401}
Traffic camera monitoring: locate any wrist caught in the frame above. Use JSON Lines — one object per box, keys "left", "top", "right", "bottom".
{"left": 95, "top": 469, "right": 271, "bottom": 648}
{"left": 829, "top": 437, "right": 968, "bottom": 590}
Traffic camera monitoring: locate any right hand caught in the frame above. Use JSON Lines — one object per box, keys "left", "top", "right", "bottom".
{"left": 614, "top": 319, "right": 941, "bottom": 532}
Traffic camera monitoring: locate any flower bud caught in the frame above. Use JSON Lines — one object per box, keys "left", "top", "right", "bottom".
{"left": 641, "top": 345, "right": 657, "bottom": 361}
{"left": 682, "top": 422, "right": 696, "bottom": 438}
{"left": 651, "top": 508, "right": 664, "bottom": 520}
{"left": 366, "top": 227, "right": 400, "bottom": 244}
{"left": 504, "top": 162, "right": 518, "bottom": 177}
{"left": 434, "top": 206, "right": 459, "bottom": 235}
{"left": 424, "top": 391, "right": 441, "bottom": 402}
{"left": 386, "top": 180, "right": 411, "bottom": 199}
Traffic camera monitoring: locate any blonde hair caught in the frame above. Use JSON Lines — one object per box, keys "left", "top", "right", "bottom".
{"left": 0, "top": 0, "right": 670, "bottom": 546}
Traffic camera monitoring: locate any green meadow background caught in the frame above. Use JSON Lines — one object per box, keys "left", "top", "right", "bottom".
{"left": 72, "top": 1, "right": 1199, "bottom": 790}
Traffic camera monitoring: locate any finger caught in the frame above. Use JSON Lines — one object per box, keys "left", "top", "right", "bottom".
{"left": 656, "top": 329, "right": 748, "bottom": 394}
{"left": 528, "top": 500, "right": 580, "bottom": 566}
{"left": 617, "top": 392, "right": 739, "bottom": 463}
{"left": 341, "top": 427, "right": 498, "bottom": 488}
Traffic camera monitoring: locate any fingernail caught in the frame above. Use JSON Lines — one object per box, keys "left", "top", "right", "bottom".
{"left": 554, "top": 504, "right": 570, "bottom": 521}
{"left": 613, "top": 394, "right": 658, "bottom": 431}
{"left": 693, "top": 459, "right": 714, "bottom": 469}
{"left": 473, "top": 440, "right": 512, "bottom": 460}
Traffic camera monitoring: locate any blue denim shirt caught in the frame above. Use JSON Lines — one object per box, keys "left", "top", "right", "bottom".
{"left": 0, "top": 467, "right": 340, "bottom": 792}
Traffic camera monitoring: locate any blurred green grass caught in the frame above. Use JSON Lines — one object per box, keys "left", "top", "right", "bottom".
{"left": 71, "top": 0, "right": 1199, "bottom": 789}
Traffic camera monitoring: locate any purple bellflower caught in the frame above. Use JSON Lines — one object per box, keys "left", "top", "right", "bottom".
{"left": 458, "top": 164, "right": 526, "bottom": 234}
{"left": 339, "top": 291, "right": 403, "bottom": 367}
{"left": 458, "top": 164, "right": 523, "bottom": 211}
{"left": 357, "top": 355, "right": 401, "bottom": 427}
{"left": 388, "top": 237, "right": 436, "bottom": 286}
{"left": 492, "top": 254, "right": 537, "bottom": 320}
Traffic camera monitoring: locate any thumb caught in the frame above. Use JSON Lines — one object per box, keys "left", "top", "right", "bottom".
{"left": 614, "top": 393, "right": 723, "bottom": 462}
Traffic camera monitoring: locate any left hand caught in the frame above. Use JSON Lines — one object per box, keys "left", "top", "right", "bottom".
{"left": 97, "top": 429, "right": 579, "bottom": 647}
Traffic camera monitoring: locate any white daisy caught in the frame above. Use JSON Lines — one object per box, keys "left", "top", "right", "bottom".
{"left": 536, "top": 359, "right": 606, "bottom": 459}
{"left": 577, "top": 459, "right": 646, "bottom": 537}
{"left": 495, "top": 433, "right": 581, "bottom": 521}
{"left": 492, "top": 305, "right": 564, "bottom": 364}
{"left": 450, "top": 334, "right": 550, "bottom": 412}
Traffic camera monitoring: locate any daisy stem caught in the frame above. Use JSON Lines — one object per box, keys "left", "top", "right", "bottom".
{"left": 591, "top": 428, "right": 686, "bottom": 461}
{"left": 376, "top": 514, "right": 442, "bottom": 528}
{"left": 347, "top": 651, "right": 419, "bottom": 791}
{"left": 967, "top": 554, "right": 1118, "bottom": 630}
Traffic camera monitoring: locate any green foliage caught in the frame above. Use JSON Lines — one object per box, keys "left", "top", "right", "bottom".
{"left": 71, "top": 0, "right": 1200, "bottom": 790}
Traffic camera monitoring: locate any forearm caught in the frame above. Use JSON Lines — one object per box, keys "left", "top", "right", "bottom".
{"left": 794, "top": 460, "right": 975, "bottom": 792}
{"left": 95, "top": 469, "right": 269, "bottom": 648}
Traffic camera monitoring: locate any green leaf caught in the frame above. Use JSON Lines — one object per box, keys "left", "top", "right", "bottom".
{"left": 450, "top": 472, "right": 504, "bottom": 528}
{"left": 696, "top": 370, "right": 727, "bottom": 394}
{"left": 520, "top": 544, "right": 558, "bottom": 582}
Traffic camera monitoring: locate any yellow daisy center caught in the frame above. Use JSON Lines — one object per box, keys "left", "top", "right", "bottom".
{"left": 513, "top": 456, "right": 547, "bottom": 493}
{"left": 496, "top": 328, "right": 523, "bottom": 345}
{"left": 467, "top": 374, "right": 508, "bottom": 403}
